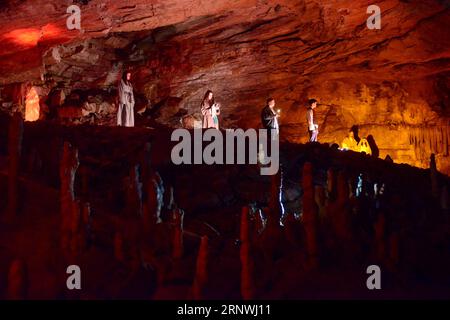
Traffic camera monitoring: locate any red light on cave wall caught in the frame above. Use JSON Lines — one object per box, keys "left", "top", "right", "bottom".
{"left": 4, "top": 28, "right": 41, "bottom": 47}
{"left": 25, "top": 87, "right": 40, "bottom": 122}
{"left": 4, "top": 24, "right": 63, "bottom": 48}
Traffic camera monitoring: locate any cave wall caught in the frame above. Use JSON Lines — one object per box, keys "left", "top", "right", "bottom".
{"left": 0, "top": 0, "right": 449, "bottom": 173}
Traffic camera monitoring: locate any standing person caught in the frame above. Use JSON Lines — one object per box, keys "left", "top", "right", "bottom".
{"left": 201, "top": 90, "right": 220, "bottom": 129}
{"left": 117, "top": 71, "right": 135, "bottom": 127}
{"left": 306, "top": 99, "right": 318, "bottom": 142}
{"left": 261, "top": 98, "right": 280, "bottom": 134}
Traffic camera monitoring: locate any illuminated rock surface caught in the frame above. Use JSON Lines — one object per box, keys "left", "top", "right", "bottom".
{"left": 0, "top": 0, "right": 449, "bottom": 173}
{"left": 0, "top": 1, "right": 450, "bottom": 299}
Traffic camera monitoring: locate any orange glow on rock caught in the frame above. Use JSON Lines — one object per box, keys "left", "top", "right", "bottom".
{"left": 4, "top": 28, "right": 41, "bottom": 47}
{"left": 25, "top": 87, "right": 40, "bottom": 122}
{"left": 40, "top": 24, "right": 64, "bottom": 42}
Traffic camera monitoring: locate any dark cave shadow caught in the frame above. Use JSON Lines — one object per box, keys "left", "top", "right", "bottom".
{"left": 350, "top": 125, "right": 360, "bottom": 143}
{"left": 367, "top": 134, "right": 379, "bottom": 158}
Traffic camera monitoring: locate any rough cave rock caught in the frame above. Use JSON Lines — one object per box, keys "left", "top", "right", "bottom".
{"left": 0, "top": 0, "right": 449, "bottom": 173}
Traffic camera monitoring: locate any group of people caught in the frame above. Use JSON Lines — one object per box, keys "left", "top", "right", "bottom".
{"left": 116, "top": 71, "right": 321, "bottom": 142}
{"left": 200, "top": 90, "right": 320, "bottom": 142}
{"left": 341, "top": 128, "right": 373, "bottom": 155}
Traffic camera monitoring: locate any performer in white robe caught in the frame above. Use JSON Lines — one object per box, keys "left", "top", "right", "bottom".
{"left": 117, "top": 71, "right": 135, "bottom": 127}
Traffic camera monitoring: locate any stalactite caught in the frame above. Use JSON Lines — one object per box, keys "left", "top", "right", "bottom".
{"left": 435, "top": 128, "right": 439, "bottom": 154}
{"left": 192, "top": 236, "right": 208, "bottom": 300}
{"left": 6, "top": 112, "right": 24, "bottom": 221}
{"left": 445, "top": 125, "right": 449, "bottom": 156}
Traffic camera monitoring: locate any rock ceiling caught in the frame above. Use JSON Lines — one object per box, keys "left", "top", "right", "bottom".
{"left": 0, "top": 0, "right": 449, "bottom": 172}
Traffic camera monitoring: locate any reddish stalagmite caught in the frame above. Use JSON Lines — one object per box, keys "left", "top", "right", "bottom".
{"left": 6, "top": 113, "right": 23, "bottom": 221}
{"left": 7, "top": 259, "right": 28, "bottom": 300}
{"left": 327, "top": 171, "right": 352, "bottom": 242}
{"left": 192, "top": 236, "right": 209, "bottom": 300}
{"left": 59, "top": 142, "right": 80, "bottom": 255}
{"left": 302, "top": 162, "right": 319, "bottom": 268}
{"left": 240, "top": 206, "right": 254, "bottom": 300}
{"left": 172, "top": 208, "right": 184, "bottom": 259}
{"left": 125, "top": 165, "right": 143, "bottom": 217}
{"left": 374, "top": 213, "right": 386, "bottom": 262}
{"left": 114, "top": 231, "right": 126, "bottom": 263}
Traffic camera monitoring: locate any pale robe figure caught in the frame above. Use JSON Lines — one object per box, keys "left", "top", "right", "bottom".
{"left": 358, "top": 138, "right": 372, "bottom": 155}
{"left": 201, "top": 90, "right": 220, "bottom": 129}
{"left": 341, "top": 131, "right": 358, "bottom": 151}
{"left": 117, "top": 73, "right": 135, "bottom": 127}
{"left": 306, "top": 106, "right": 318, "bottom": 142}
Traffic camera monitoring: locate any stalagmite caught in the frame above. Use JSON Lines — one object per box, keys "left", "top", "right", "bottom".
{"left": 338, "top": 172, "right": 351, "bottom": 226}
{"left": 82, "top": 202, "right": 92, "bottom": 245}
{"left": 430, "top": 154, "right": 440, "bottom": 198}
{"left": 314, "top": 185, "right": 327, "bottom": 220}
{"left": 326, "top": 170, "right": 352, "bottom": 242}
{"left": 388, "top": 232, "right": 399, "bottom": 268}
{"left": 409, "top": 126, "right": 450, "bottom": 172}
{"left": 59, "top": 142, "right": 79, "bottom": 253}
{"left": 441, "top": 184, "right": 449, "bottom": 213}
{"left": 70, "top": 200, "right": 82, "bottom": 256}
{"left": 268, "top": 166, "right": 284, "bottom": 229}
{"left": 284, "top": 211, "right": 301, "bottom": 249}
{"left": 140, "top": 142, "right": 152, "bottom": 181}
{"left": 327, "top": 168, "right": 336, "bottom": 201}
{"left": 165, "top": 186, "right": 175, "bottom": 210}
{"left": 143, "top": 171, "right": 164, "bottom": 230}
{"left": 374, "top": 213, "right": 385, "bottom": 262}
{"left": 172, "top": 208, "right": 184, "bottom": 259}
{"left": 7, "top": 259, "right": 28, "bottom": 300}
{"left": 192, "top": 236, "right": 209, "bottom": 300}
{"left": 255, "top": 208, "right": 267, "bottom": 234}
{"left": 66, "top": 199, "right": 91, "bottom": 257}
{"left": 240, "top": 206, "right": 254, "bottom": 300}
{"left": 302, "top": 162, "right": 318, "bottom": 268}
{"left": 6, "top": 112, "right": 24, "bottom": 221}
{"left": 125, "top": 164, "right": 143, "bottom": 217}
{"left": 114, "top": 231, "right": 126, "bottom": 263}
{"left": 80, "top": 166, "right": 89, "bottom": 200}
